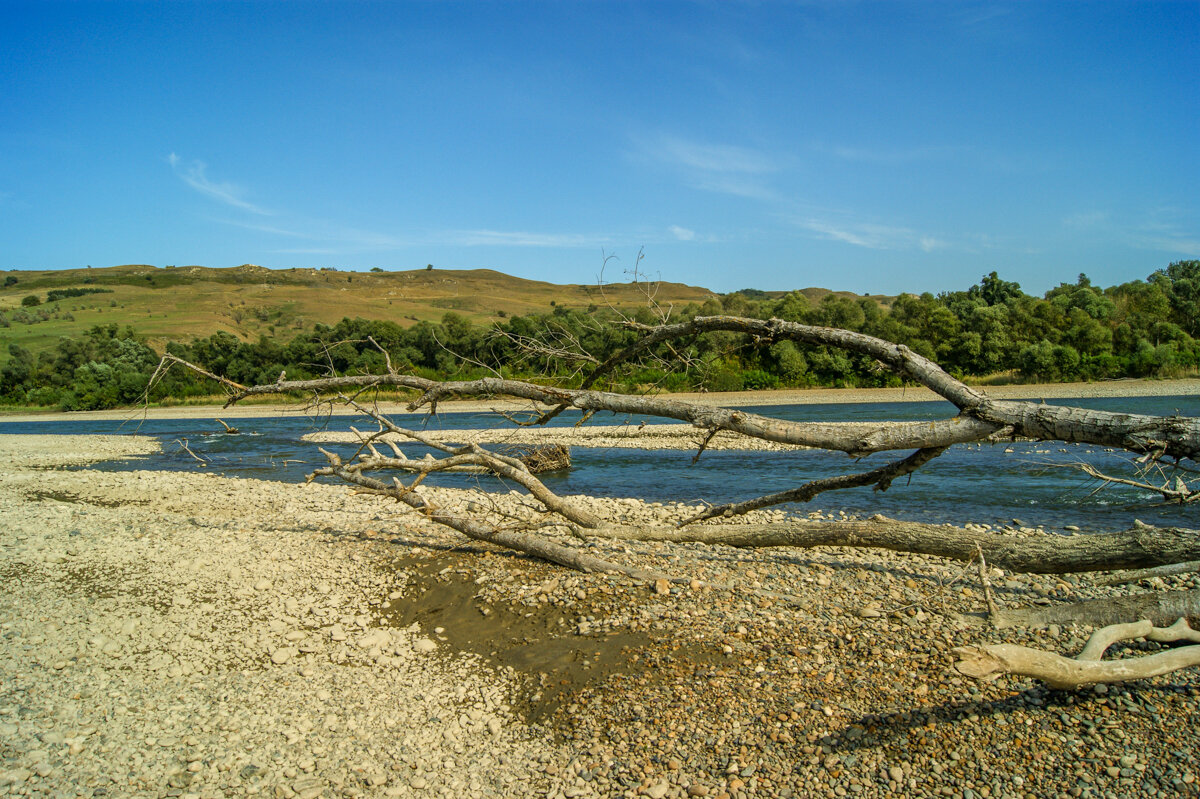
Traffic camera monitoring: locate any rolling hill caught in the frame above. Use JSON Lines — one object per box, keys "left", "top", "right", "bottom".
{"left": 0, "top": 263, "right": 898, "bottom": 364}
{"left": 0, "top": 264, "right": 720, "bottom": 358}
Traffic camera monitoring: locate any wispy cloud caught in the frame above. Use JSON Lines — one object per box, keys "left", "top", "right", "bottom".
{"left": 1065, "top": 207, "right": 1199, "bottom": 255}
{"left": 654, "top": 137, "right": 777, "bottom": 175}
{"left": 219, "top": 218, "right": 317, "bottom": 239}
{"left": 636, "top": 134, "right": 782, "bottom": 201}
{"left": 446, "top": 229, "right": 614, "bottom": 248}
{"left": 218, "top": 216, "right": 411, "bottom": 252}
{"left": 952, "top": 4, "right": 1015, "bottom": 28}
{"left": 824, "top": 143, "right": 968, "bottom": 165}
{"left": 669, "top": 225, "right": 696, "bottom": 241}
{"left": 168, "top": 153, "right": 271, "bottom": 215}
{"left": 217, "top": 210, "right": 620, "bottom": 255}
{"left": 1062, "top": 210, "right": 1109, "bottom": 229}
{"left": 796, "top": 217, "right": 948, "bottom": 252}
{"left": 1129, "top": 209, "right": 1200, "bottom": 254}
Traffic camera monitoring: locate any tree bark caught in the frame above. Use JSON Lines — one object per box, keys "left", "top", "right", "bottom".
{"left": 585, "top": 517, "right": 1200, "bottom": 575}
{"left": 991, "top": 588, "right": 1200, "bottom": 629}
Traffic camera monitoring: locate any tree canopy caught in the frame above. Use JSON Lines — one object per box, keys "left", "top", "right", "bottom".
{"left": 2, "top": 261, "right": 1198, "bottom": 409}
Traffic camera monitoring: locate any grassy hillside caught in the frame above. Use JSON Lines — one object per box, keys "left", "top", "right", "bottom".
{"left": 0, "top": 263, "right": 720, "bottom": 359}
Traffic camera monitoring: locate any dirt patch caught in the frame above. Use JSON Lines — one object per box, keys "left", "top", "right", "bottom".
{"left": 380, "top": 552, "right": 659, "bottom": 723}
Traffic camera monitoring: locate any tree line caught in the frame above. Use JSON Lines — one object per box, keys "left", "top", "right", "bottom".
{"left": 2, "top": 260, "right": 1197, "bottom": 410}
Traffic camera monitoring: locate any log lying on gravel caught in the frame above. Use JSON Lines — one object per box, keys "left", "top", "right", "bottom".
{"left": 990, "top": 588, "right": 1200, "bottom": 629}
{"left": 586, "top": 516, "right": 1200, "bottom": 575}
{"left": 953, "top": 618, "right": 1200, "bottom": 689}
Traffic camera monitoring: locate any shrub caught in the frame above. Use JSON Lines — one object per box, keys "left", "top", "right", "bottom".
{"left": 705, "top": 367, "right": 744, "bottom": 392}
{"left": 741, "top": 369, "right": 780, "bottom": 390}
{"left": 21, "top": 295, "right": 41, "bottom": 307}
{"left": 46, "top": 287, "right": 112, "bottom": 302}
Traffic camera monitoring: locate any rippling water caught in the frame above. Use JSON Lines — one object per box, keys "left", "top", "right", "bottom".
{"left": 3, "top": 393, "right": 1196, "bottom": 532}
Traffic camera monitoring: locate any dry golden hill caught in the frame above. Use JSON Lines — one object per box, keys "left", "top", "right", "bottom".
{"left": 0, "top": 264, "right": 720, "bottom": 355}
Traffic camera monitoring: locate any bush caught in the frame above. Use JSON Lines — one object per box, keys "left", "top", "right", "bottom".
{"left": 46, "top": 287, "right": 112, "bottom": 302}
{"left": 21, "top": 295, "right": 41, "bottom": 307}
{"left": 741, "top": 369, "right": 780, "bottom": 390}
{"left": 705, "top": 367, "right": 744, "bottom": 392}
{"left": 26, "top": 386, "right": 61, "bottom": 406}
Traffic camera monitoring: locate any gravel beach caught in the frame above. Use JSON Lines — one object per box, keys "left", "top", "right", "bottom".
{"left": 1, "top": 432, "right": 1198, "bottom": 799}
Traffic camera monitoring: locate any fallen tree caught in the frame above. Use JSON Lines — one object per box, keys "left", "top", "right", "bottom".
{"left": 150, "top": 315, "right": 1200, "bottom": 686}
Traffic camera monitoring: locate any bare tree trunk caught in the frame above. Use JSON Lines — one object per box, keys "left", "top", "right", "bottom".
{"left": 586, "top": 517, "right": 1200, "bottom": 575}
{"left": 991, "top": 588, "right": 1200, "bottom": 629}
{"left": 156, "top": 344, "right": 1200, "bottom": 459}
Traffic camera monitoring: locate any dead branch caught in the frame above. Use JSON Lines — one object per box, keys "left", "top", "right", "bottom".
{"left": 174, "top": 438, "right": 207, "bottom": 465}
{"left": 953, "top": 618, "right": 1200, "bottom": 689}
{"left": 990, "top": 588, "right": 1200, "bottom": 629}
{"left": 309, "top": 449, "right": 631, "bottom": 576}
{"left": 679, "top": 446, "right": 947, "bottom": 525}
{"left": 584, "top": 516, "right": 1200, "bottom": 575}
{"left": 976, "top": 543, "right": 1001, "bottom": 617}
{"left": 337, "top": 400, "right": 603, "bottom": 529}
{"left": 1095, "top": 559, "right": 1200, "bottom": 587}
{"left": 1072, "top": 460, "right": 1197, "bottom": 503}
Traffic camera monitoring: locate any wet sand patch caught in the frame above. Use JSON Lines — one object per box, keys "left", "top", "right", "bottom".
{"left": 379, "top": 551, "right": 722, "bottom": 726}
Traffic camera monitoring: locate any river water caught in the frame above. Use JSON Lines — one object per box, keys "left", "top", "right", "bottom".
{"left": 3, "top": 394, "right": 1196, "bottom": 532}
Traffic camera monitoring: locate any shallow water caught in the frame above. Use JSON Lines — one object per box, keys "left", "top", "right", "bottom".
{"left": 3, "top": 393, "right": 1196, "bottom": 532}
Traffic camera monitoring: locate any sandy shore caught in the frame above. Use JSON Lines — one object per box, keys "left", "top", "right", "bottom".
{"left": 2, "top": 433, "right": 1199, "bottom": 797}
{"left": 1, "top": 377, "right": 1195, "bottom": 424}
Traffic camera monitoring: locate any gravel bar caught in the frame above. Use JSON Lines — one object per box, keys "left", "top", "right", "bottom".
{"left": 1, "top": 433, "right": 1198, "bottom": 799}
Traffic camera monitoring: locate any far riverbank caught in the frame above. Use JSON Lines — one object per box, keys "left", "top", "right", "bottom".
{"left": 1, "top": 377, "right": 1196, "bottom": 424}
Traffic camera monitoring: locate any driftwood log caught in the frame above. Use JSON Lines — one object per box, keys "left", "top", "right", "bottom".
{"left": 151, "top": 315, "right": 1200, "bottom": 686}
{"left": 953, "top": 618, "right": 1200, "bottom": 689}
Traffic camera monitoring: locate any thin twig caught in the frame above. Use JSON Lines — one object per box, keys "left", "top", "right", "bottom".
{"left": 976, "top": 543, "right": 1001, "bottom": 619}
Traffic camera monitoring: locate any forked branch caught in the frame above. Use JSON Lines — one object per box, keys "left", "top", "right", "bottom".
{"left": 953, "top": 618, "right": 1200, "bottom": 689}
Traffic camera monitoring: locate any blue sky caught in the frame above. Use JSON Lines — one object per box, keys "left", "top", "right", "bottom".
{"left": 1, "top": 1, "right": 1196, "bottom": 295}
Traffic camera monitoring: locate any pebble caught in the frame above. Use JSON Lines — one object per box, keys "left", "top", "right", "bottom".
{"left": 270, "top": 647, "right": 297, "bottom": 664}
{"left": 645, "top": 781, "right": 670, "bottom": 798}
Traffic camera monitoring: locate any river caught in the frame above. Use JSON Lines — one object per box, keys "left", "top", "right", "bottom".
{"left": 2, "top": 393, "right": 1196, "bottom": 532}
